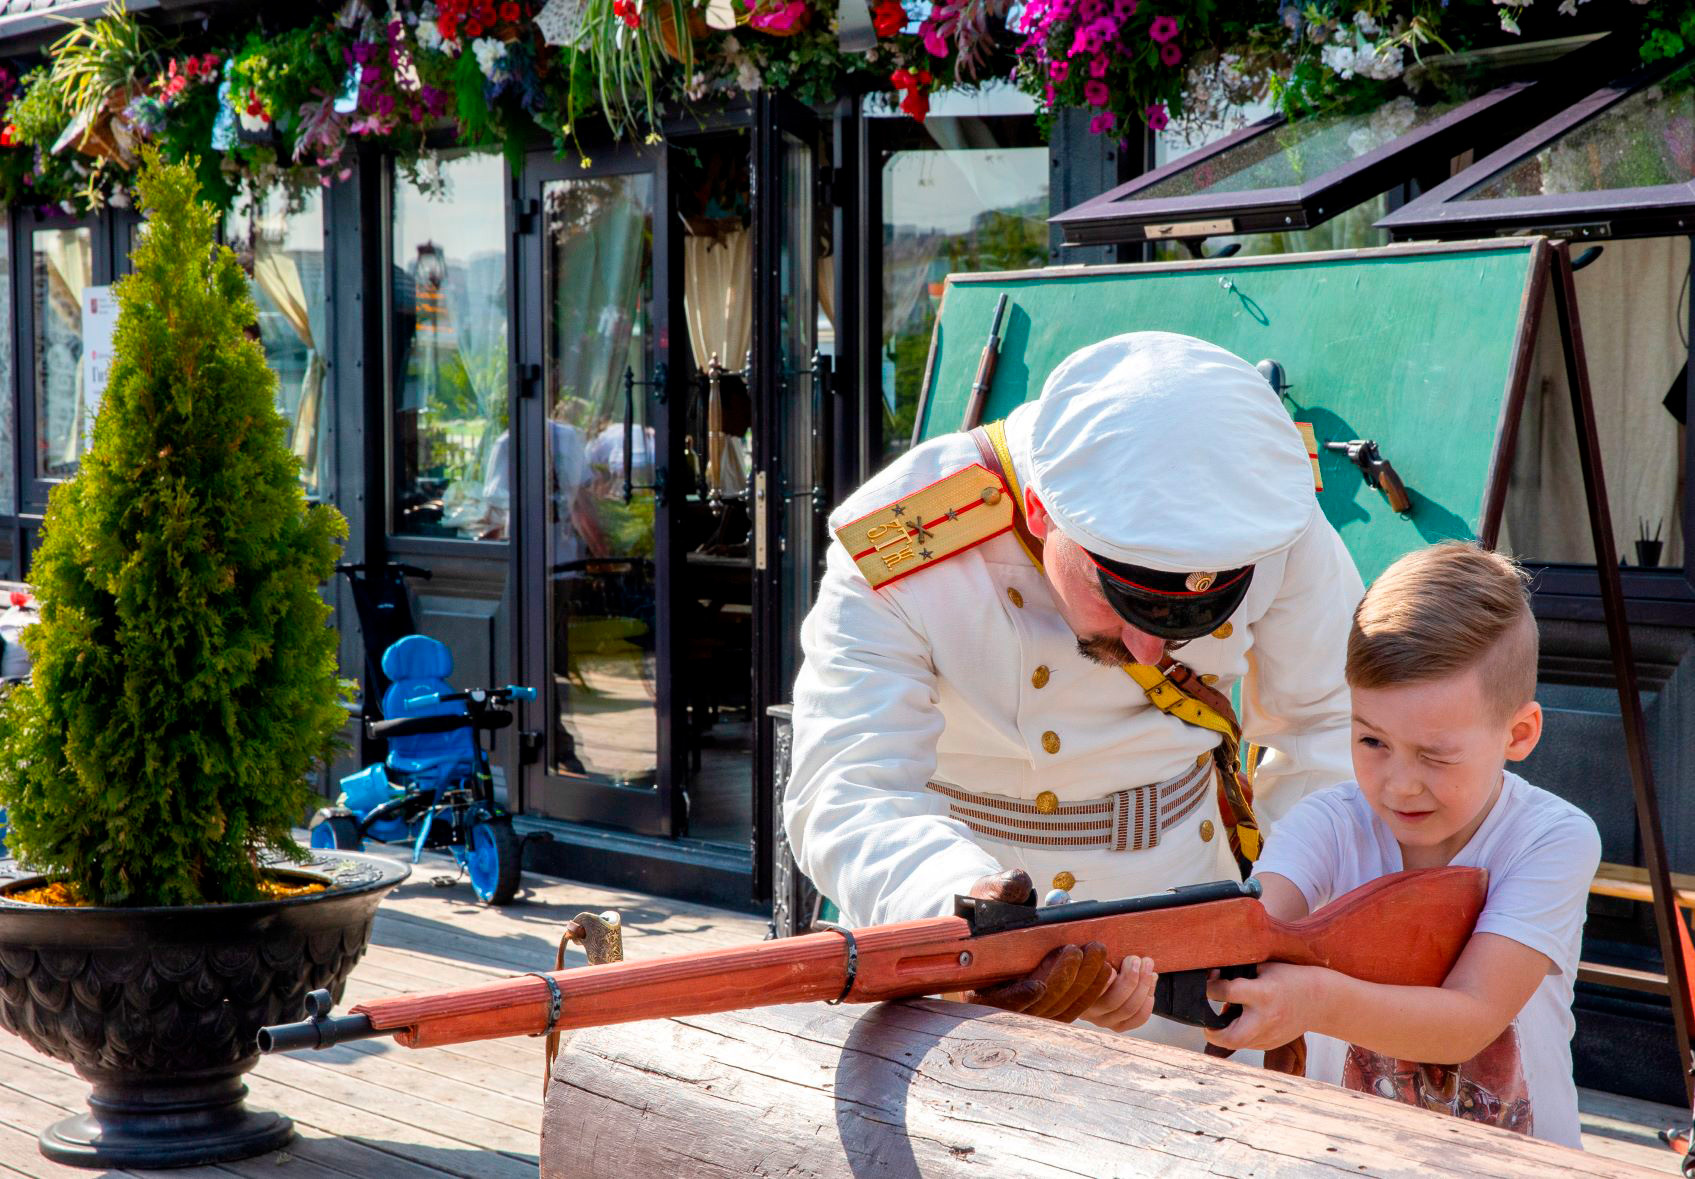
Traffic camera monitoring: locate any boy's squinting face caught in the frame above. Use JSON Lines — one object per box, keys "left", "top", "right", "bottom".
{"left": 1350, "top": 669, "right": 1542, "bottom": 870}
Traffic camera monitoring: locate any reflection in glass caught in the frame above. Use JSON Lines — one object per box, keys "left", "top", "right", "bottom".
{"left": 391, "top": 152, "right": 509, "bottom": 538}
{"left": 1133, "top": 95, "right": 1461, "bottom": 201}
{"left": 540, "top": 173, "right": 658, "bottom": 787}
{"left": 0, "top": 226, "right": 11, "bottom": 515}
{"left": 778, "top": 130, "right": 818, "bottom": 695}
{"left": 882, "top": 145, "right": 1048, "bottom": 465}
{"left": 232, "top": 189, "right": 329, "bottom": 496}
{"left": 33, "top": 227, "right": 92, "bottom": 479}
{"left": 1461, "top": 62, "right": 1695, "bottom": 200}
{"left": 1150, "top": 191, "right": 1391, "bottom": 263}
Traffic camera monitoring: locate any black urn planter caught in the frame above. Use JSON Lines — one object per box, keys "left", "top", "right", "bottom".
{"left": 0, "top": 849, "right": 408, "bottom": 1169}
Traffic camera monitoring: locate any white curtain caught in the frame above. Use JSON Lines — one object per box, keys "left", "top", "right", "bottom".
{"left": 685, "top": 227, "right": 753, "bottom": 498}
{"left": 42, "top": 232, "right": 91, "bottom": 468}
{"left": 251, "top": 247, "right": 326, "bottom": 492}
{"left": 684, "top": 227, "right": 752, "bottom": 372}
{"left": 1500, "top": 236, "right": 1687, "bottom": 567}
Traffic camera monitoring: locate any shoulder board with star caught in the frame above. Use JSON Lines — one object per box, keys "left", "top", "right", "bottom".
{"left": 834, "top": 464, "right": 1014, "bottom": 590}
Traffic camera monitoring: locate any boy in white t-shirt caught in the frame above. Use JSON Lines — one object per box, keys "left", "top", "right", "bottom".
{"left": 1205, "top": 542, "right": 1601, "bottom": 1147}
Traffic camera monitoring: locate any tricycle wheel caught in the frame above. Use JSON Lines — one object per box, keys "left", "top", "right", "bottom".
{"left": 308, "top": 809, "right": 364, "bottom": 852}
{"left": 465, "top": 813, "right": 521, "bottom": 905}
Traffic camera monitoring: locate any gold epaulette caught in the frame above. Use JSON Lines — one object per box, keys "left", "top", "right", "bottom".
{"left": 834, "top": 464, "right": 1014, "bottom": 589}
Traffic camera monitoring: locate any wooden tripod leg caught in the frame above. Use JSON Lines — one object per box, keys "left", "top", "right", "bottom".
{"left": 1551, "top": 240, "right": 1695, "bottom": 1104}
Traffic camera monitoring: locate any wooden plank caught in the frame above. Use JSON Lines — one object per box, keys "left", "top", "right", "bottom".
{"left": 1579, "top": 1087, "right": 1684, "bottom": 1175}
{"left": 1592, "top": 862, "right": 1695, "bottom": 910}
{"left": 258, "top": 1051, "right": 537, "bottom": 1157}
{"left": 544, "top": 999, "right": 1656, "bottom": 1178}
{"left": 0, "top": 1121, "right": 149, "bottom": 1179}
{"left": 240, "top": 1071, "right": 536, "bottom": 1179}
{"left": 1580, "top": 961, "right": 1670, "bottom": 995}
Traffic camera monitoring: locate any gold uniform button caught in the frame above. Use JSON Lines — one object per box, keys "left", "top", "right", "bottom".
{"left": 1212, "top": 622, "right": 1233, "bottom": 640}
{"left": 1035, "top": 791, "right": 1059, "bottom": 814}
{"left": 1041, "top": 730, "right": 1061, "bottom": 755}
{"left": 981, "top": 486, "right": 1003, "bottom": 505}
{"left": 1052, "top": 871, "right": 1076, "bottom": 892}
{"left": 1199, "top": 819, "right": 1215, "bottom": 842}
{"left": 1007, "top": 587, "right": 1024, "bottom": 608}
{"left": 1031, "top": 665, "right": 1050, "bottom": 689}
{"left": 1201, "top": 673, "right": 1219, "bottom": 685}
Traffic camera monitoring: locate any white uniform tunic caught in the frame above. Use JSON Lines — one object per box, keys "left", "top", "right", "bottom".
{"left": 784, "top": 400, "right": 1364, "bottom": 930}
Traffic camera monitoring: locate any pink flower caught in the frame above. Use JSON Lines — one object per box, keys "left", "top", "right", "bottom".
{"left": 1084, "top": 79, "right": 1109, "bottom": 106}
{"left": 1089, "top": 111, "right": 1114, "bottom": 133}
{"left": 1148, "top": 14, "right": 1178, "bottom": 42}
{"left": 1078, "top": 0, "right": 1104, "bottom": 20}
{"left": 1089, "top": 53, "right": 1108, "bottom": 78}
{"left": 1111, "top": 0, "right": 1135, "bottom": 20}
{"left": 921, "top": 20, "right": 948, "bottom": 56}
{"left": 1146, "top": 102, "right": 1169, "bottom": 130}
{"left": 1049, "top": 59, "right": 1069, "bottom": 82}
{"left": 1160, "top": 42, "right": 1181, "bottom": 66}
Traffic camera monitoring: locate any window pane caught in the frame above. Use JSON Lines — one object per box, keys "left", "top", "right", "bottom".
{"left": 1134, "top": 96, "right": 1463, "bottom": 201}
{"left": 0, "top": 224, "right": 12, "bottom": 515}
{"left": 236, "top": 189, "right": 329, "bottom": 496}
{"left": 541, "top": 173, "right": 658, "bottom": 784}
{"left": 33, "top": 227, "right": 92, "bottom": 480}
{"left": 882, "top": 142, "right": 1048, "bottom": 466}
{"left": 1460, "top": 62, "right": 1695, "bottom": 200}
{"left": 391, "top": 152, "right": 509, "bottom": 539}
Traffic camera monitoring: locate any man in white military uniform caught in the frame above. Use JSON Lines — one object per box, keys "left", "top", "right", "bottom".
{"left": 784, "top": 332, "right": 1365, "bottom": 1040}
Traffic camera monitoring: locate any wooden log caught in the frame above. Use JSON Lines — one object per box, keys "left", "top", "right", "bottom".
{"left": 541, "top": 999, "right": 1655, "bottom": 1178}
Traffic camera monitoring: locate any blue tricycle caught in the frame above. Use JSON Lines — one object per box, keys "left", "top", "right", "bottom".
{"left": 309, "top": 633, "right": 535, "bottom": 905}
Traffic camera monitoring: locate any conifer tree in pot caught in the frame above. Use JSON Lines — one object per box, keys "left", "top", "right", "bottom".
{"left": 0, "top": 150, "right": 407, "bottom": 1169}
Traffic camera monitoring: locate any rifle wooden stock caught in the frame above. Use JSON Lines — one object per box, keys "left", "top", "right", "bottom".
{"left": 339, "top": 867, "right": 1484, "bottom": 1051}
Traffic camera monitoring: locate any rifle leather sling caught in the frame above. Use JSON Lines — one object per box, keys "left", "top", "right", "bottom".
{"left": 969, "top": 421, "right": 1263, "bottom": 873}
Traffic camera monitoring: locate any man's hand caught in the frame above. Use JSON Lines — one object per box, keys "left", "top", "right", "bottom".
{"left": 960, "top": 871, "right": 1120, "bottom": 1023}
{"left": 1202, "top": 962, "right": 1319, "bottom": 1052}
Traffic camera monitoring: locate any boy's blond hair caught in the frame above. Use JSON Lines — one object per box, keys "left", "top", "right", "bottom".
{"left": 1347, "top": 542, "right": 1537, "bottom": 718}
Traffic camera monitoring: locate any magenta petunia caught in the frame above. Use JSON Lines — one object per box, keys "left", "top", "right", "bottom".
{"left": 1148, "top": 14, "right": 1179, "bottom": 42}
{"left": 1085, "top": 79, "right": 1109, "bottom": 106}
{"left": 922, "top": 19, "right": 948, "bottom": 55}
{"left": 1089, "top": 111, "right": 1114, "bottom": 133}
{"left": 1111, "top": 0, "right": 1136, "bottom": 20}
{"left": 1078, "top": 0, "right": 1104, "bottom": 21}
{"left": 1146, "top": 102, "right": 1169, "bottom": 130}
{"left": 1089, "top": 53, "right": 1108, "bottom": 78}
{"left": 1049, "top": 59, "right": 1070, "bottom": 82}
{"left": 1160, "top": 41, "right": 1181, "bottom": 66}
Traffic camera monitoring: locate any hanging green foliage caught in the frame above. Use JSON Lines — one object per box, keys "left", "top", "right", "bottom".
{"left": 0, "top": 150, "right": 349, "bottom": 907}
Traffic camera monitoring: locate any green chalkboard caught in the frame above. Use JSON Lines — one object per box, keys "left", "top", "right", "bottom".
{"left": 916, "top": 240, "right": 1547, "bottom": 584}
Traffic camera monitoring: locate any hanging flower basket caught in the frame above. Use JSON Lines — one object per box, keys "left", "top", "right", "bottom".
{"left": 656, "top": 4, "right": 710, "bottom": 61}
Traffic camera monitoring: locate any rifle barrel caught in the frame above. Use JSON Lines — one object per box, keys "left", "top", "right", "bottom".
{"left": 257, "top": 1011, "right": 381, "bottom": 1053}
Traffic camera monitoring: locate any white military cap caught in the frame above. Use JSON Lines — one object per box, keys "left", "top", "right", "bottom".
{"left": 1022, "top": 331, "right": 1316, "bottom": 572}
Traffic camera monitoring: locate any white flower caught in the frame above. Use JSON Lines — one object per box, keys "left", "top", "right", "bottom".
{"left": 736, "top": 58, "right": 762, "bottom": 91}
{"left": 418, "top": 19, "right": 444, "bottom": 50}
{"left": 686, "top": 71, "right": 709, "bottom": 101}
{"left": 472, "top": 36, "right": 509, "bottom": 82}
{"left": 1322, "top": 44, "right": 1358, "bottom": 80}
{"left": 1558, "top": 0, "right": 1584, "bottom": 13}
{"left": 1353, "top": 10, "right": 1379, "bottom": 37}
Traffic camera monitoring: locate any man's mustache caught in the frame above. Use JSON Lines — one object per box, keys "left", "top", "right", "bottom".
{"left": 1076, "top": 635, "right": 1132, "bottom": 666}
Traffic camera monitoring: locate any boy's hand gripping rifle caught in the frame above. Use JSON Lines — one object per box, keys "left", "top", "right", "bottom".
{"left": 258, "top": 867, "right": 1485, "bottom": 1053}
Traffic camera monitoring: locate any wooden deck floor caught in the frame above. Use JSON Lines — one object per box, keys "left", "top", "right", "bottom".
{"left": 0, "top": 842, "right": 1686, "bottom": 1177}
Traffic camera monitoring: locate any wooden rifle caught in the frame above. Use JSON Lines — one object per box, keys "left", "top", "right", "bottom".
{"left": 258, "top": 867, "right": 1484, "bottom": 1054}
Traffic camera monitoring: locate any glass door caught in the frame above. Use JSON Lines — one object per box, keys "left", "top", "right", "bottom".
{"left": 517, "top": 148, "right": 681, "bottom": 835}
{"left": 752, "top": 94, "right": 829, "bottom": 892}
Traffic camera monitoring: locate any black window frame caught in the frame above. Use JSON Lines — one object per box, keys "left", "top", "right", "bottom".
{"left": 1051, "top": 34, "right": 1632, "bottom": 249}
{"left": 1377, "top": 54, "right": 1695, "bottom": 242}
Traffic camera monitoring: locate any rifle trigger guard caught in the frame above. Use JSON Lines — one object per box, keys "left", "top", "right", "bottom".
{"left": 526, "top": 971, "right": 564, "bottom": 1036}
{"left": 814, "top": 921, "right": 858, "bottom": 1005}
{"left": 1152, "top": 963, "right": 1255, "bottom": 1030}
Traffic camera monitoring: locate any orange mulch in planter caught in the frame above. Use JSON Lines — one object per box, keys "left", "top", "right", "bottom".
{"left": 7, "top": 876, "right": 326, "bottom": 906}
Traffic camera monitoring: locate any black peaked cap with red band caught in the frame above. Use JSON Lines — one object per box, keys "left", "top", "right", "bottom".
{"left": 1085, "top": 551, "right": 1253, "bottom": 641}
